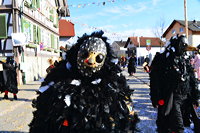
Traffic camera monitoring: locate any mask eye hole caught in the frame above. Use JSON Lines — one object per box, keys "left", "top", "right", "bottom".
{"left": 96, "top": 54, "right": 104, "bottom": 63}
{"left": 80, "top": 50, "right": 89, "bottom": 59}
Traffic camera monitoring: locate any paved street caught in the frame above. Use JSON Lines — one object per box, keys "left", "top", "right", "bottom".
{"left": 0, "top": 81, "right": 40, "bottom": 132}
{"left": 0, "top": 66, "right": 194, "bottom": 133}
{"left": 122, "top": 67, "right": 157, "bottom": 133}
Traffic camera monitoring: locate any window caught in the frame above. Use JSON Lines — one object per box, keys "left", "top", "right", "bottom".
{"left": 172, "top": 29, "right": 176, "bottom": 34}
{"left": 22, "top": 18, "right": 31, "bottom": 42}
{"left": 179, "top": 27, "right": 184, "bottom": 32}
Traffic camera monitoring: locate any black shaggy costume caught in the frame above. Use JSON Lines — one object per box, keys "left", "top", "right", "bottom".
{"left": 149, "top": 35, "right": 200, "bottom": 133}
{"left": 0, "top": 58, "right": 18, "bottom": 94}
{"left": 29, "top": 31, "right": 139, "bottom": 133}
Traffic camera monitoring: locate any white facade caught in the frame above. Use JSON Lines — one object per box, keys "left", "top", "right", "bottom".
{"left": 137, "top": 47, "right": 163, "bottom": 58}
{"left": 137, "top": 47, "right": 163, "bottom": 62}
{"left": 191, "top": 35, "right": 200, "bottom": 47}
{"left": 0, "top": 0, "right": 66, "bottom": 84}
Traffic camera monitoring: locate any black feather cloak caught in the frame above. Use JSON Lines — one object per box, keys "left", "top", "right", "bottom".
{"left": 29, "top": 31, "right": 139, "bottom": 133}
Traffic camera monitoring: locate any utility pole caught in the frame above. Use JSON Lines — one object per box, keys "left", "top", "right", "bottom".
{"left": 184, "top": 0, "right": 188, "bottom": 39}
{"left": 137, "top": 37, "right": 141, "bottom": 65}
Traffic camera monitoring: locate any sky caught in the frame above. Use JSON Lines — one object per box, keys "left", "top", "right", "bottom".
{"left": 66, "top": 0, "right": 200, "bottom": 43}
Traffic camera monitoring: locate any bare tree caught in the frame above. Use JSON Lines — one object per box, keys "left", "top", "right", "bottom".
{"left": 152, "top": 17, "right": 166, "bottom": 49}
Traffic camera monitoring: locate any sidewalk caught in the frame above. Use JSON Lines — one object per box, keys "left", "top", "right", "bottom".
{"left": 0, "top": 81, "right": 41, "bottom": 132}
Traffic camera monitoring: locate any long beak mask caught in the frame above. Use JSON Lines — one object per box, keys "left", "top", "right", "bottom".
{"left": 84, "top": 52, "right": 105, "bottom": 68}
{"left": 185, "top": 45, "right": 198, "bottom": 51}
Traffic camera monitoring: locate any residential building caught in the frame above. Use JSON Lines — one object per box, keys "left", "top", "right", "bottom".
{"left": 0, "top": 0, "right": 70, "bottom": 84}
{"left": 162, "top": 20, "right": 200, "bottom": 47}
{"left": 124, "top": 36, "right": 162, "bottom": 65}
{"left": 59, "top": 19, "right": 75, "bottom": 58}
{"left": 111, "top": 40, "right": 127, "bottom": 58}
{"left": 59, "top": 19, "right": 75, "bottom": 48}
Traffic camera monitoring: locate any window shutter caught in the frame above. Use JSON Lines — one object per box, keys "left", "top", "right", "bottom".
{"left": 0, "top": 15, "right": 7, "bottom": 39}
{"left": 36, "top": 0, "right": 40, "bottom": 9}
{"left": 49, "top": 8, "right": 53, "bottom": 22}
{"left": 51, "top": 34, "right": 54, "bottom": 48}
{"left": 31, "top": 0, "right": 36, "bottom": 8}
{"left": 33, "top": 25, "right": 37, "bottom": 44}
{"left": 57, "top": 37, "right": 59, "bottom": 49}
{"left": 21, "top": 17, "right": 24, "bottom": 32}
{"left": 37, "top": 26, "right": 41, "bottom": 44}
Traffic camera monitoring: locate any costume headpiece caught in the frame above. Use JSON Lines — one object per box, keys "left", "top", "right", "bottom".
{"left": 166, "top": 35, "right": 197, "bottom": 56}
{"left": 77, "top": 37, "right": 107, "bottom": 77}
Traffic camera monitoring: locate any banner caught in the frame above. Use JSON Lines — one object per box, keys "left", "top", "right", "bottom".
{"left": 68, "top": 0, "right": 127, "bottom": 8}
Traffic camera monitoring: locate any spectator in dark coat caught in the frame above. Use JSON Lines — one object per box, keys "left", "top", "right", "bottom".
{"left": 0, "top": 57, "right": 18, "bottom": 100}
{"left": 144, "top": 55, "right": 150, "bottom": 64}
{"left": 128, "top": 55, "right": 137, "bottom": 76}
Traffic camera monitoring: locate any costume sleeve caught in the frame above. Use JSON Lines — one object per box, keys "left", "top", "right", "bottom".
{"left": 149, "top": 54, "right": 163, "bottom": 107}
{"left": 190, "top": 72, "right": 200, "bottom": 105}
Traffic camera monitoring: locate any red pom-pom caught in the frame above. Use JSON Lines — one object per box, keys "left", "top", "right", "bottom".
{"left": 158, "top": 99, "right": 165, "bottom": 106}
{"left": 62, "top": 120, "right": 69, "bottom": 126}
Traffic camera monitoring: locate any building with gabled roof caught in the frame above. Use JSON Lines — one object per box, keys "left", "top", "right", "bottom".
{"left": 59, "top": 19, "right": 75, "bottom": 58}
{"left": 59, "top": 19, "right": 75, "bottom": 49}
{"left": 59, "top": 20, "right": 75, "bottom": 37}
{"left": 111, "top": 40, "right": 127, "bottom": 57}
{"left": 162, "top": 20, "right": 200, "bottom": 47}
{"left": 124, "top": 36, "right": 163, "bottom": 65}
{"left": 125, "top": 37, "right": 162, "bottom": 47}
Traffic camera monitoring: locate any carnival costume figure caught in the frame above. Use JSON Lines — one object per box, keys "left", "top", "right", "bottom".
{"left": 149, "top": 35, "right": 200, "bottom": 133}
{"left": 29, "top": 31, "right": 139, "bottom": 133}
